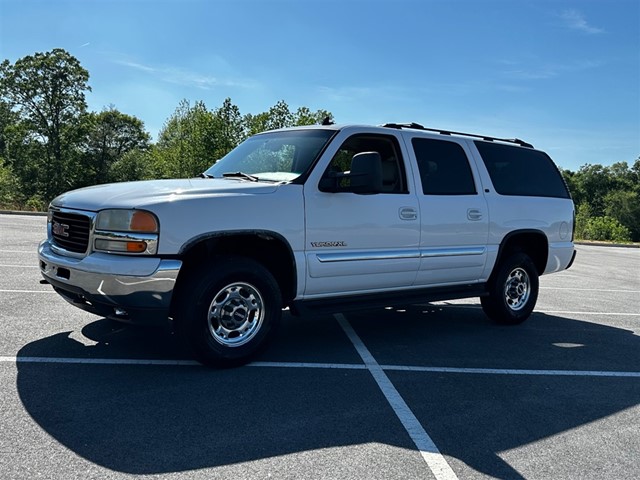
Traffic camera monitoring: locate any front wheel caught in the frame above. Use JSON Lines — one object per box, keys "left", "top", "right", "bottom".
{"left": 175, "top": 256, "right": 282, "bottom": 367}
{"left": 481, "top": 253, "right": 539, "bottom": 325}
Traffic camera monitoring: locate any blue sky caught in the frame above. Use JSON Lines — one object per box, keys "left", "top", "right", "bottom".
{"left": 1, "top": 0, "right": 638, "bottom": 171}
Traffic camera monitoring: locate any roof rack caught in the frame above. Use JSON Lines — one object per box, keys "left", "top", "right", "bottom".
{"left": 382, "top": 122, "right": 534, "bottom": 149}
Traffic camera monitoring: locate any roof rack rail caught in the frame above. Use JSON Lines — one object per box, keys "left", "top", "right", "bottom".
{"left": 382, "top": 122, "right": 534, "bottom": 149}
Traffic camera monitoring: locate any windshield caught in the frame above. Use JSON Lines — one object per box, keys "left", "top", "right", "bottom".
{"left": 204, "top": 129, "right": 335, "bottom": 182}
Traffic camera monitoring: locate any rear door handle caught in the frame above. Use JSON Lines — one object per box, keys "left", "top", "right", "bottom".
{"left": 399, "top": 207, "right": 418, "bottom": 220}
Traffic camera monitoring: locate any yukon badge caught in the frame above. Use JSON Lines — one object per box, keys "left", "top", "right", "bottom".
{"left": 311, "top": 241, "right": 347, "bottom": 248}
{"left": 52, "top": 221, "right": 70, "bottom": 237}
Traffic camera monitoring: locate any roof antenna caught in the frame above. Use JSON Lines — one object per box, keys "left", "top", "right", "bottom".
{"left": 321, "top": 116, "right": 334, "bottom": 126}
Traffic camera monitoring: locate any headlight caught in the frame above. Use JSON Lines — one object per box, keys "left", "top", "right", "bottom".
{"left": 95, "top": 209, "right": 158, "bottom": 233}
{"left": 94, "top": 209, "right": 159, "bottom": 255}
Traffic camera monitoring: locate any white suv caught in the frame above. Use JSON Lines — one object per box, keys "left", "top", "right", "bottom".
{"left": 39, "top": 123, "right": 576, "bottom": 366}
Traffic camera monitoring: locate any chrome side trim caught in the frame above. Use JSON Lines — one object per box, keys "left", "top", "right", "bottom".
{"left": 317, "top": 250, "right": 421, "bottom": 263}
{"left": 420, "top": 246, "right": 486, "bottom": 258}
{"left": 316, "top": 246, "right": 486, "bottom": 263}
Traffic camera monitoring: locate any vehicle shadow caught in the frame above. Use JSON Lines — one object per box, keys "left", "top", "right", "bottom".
{"left": 15, "top": 307, "right": 640, "bottom": 477}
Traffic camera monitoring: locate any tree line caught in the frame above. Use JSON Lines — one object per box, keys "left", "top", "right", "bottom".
{"left": 1, "top": 49, "right": 638, "bottom": 242}
{"left": 562, "top": 162, "right": 639, "bottom": 242}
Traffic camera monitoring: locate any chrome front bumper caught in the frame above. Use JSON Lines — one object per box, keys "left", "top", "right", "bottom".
{"left": 38, "top": 240, "right": 182, "bottom": 324}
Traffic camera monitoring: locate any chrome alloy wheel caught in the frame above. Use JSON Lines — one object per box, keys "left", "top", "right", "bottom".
{"left": 503, "top": 267, "right": 531, "bottom": 311}
{"left": 207, "top": 282, "right": 265, "bottom": 347}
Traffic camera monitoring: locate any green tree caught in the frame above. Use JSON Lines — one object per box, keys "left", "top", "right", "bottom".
{"left": 603, "top": 189, "right": 640, "bottom": 241}
{"left": 108, "top": 148, "right": 156, "bottom": 183}
{"left": 243, "top": 111, "right": 270, "bottom": 137}
{"left": 79, "top": 106, "right": 151, "bottom": 185}
{"left": 569, "top": 164, "right": 613, "bottom": 216}
{"left": 293, "top": 106, "right": 333, "bottom": 126}
{"left": 243, "top": 101, "right": 334, "bottom": 136}
{"left": 212, "top": 98, "right": 244, "bottom": 159}
{"left": 582, "top": 216, "right": 631, "bottom": 243}
{"left": 0, "top": 157, "right": 22, "bottom": 208}
{"left": 573, "top": 202, "right": 592, "bottom": 240}
{"left": 154, "top": 99, "right": 218, "bottom": 177}
{"left": 0, "top": 99, "right": 17, "bottom": 159}
{"left": 567, "top": 159, "right": 640, "bottom": 242}
{"left": 0, "top": 49, "right": 90, "bottom": 201}
{"left": 2, "top": 119, "right": 46, "bottom": 202}
{"left": 265, "top": 100, "right": 294, "bottom": 130}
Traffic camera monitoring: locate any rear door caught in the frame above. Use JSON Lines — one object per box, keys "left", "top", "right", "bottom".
{"left": 407, "top": 136, "right": 489, "bottom": 286}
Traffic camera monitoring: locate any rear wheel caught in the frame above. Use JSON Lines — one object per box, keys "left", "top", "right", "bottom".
{"left": 481, "top": 252, "right": 539, "bottom": 325}
{"left": 175, "top": 256, "right": 282, "bottom": 367}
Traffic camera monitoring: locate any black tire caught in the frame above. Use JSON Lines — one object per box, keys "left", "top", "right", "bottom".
{"left": 175, "top": 256, "right": 282, "bottom": 367}
{"left": 481, "top": 252, "right": 539, "bottom": 325}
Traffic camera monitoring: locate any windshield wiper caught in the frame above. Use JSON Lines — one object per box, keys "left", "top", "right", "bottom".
{"left": 198, "top": 172, "right": 215, "bottom": 178}
{"left": 222, "top": 171, "right": 259, "bottom": 182}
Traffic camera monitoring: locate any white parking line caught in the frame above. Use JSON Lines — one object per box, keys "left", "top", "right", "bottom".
{"left": 447, "top": 304, "right": 640, "bottom": 317}
{"left": 2, "top": 357, "right": 639, "bottom": 378}
{"left": 540, "top": 287, "right": 640, "bottom": 294}
{"left": 541, "top": 310, "right": 640, "bottom": 316}
{"left": 0, "top": 265, "right": 39, "bottom": 268}
{"left": 335, "top": 313, "right": 459, "bottom": 480}
{"left": 1, "top": 356, "right": 200, "bottom": 366}
{"left": 0, "top": 290, "right": 56, "bottom": 293}
{"left": 383, "top": 365, "right": 640, "bottom": 378}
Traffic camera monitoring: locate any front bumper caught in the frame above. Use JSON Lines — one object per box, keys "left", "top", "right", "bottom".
{"left": 38, "top": 240, "right": 182, "bottom": 325}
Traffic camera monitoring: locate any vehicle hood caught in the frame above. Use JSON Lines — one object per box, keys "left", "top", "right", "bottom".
{"left": 50, "top": 178, "right": 280, "bottom": 211}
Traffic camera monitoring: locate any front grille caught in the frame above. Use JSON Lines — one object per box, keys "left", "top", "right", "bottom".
{"left": 51, "top": 210, "right": 91, "bottom": 254}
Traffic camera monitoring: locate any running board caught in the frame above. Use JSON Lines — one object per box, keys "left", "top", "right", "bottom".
{"left": 291, "top": 284, "right": 488, "bottom": 316}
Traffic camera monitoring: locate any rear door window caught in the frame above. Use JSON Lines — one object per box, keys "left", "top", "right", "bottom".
{"left": 412, "top": 138, "right": 477, "bottom": 195}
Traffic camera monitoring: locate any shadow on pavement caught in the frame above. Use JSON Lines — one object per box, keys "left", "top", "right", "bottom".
{"left": 16, "top": 306, "right": 640, "bottom": 477}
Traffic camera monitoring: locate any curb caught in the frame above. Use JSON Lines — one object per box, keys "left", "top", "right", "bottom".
{"left": 0, "top": 210, "right": 47, "bottom": 217}
{"left": 575, "top": 241, "right": 640, "bottom": 249}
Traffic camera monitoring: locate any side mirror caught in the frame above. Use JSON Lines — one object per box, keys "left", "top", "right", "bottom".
{"left": 349, "top": 152, "right": 383, "bottom": 193}
{"left": 319, "top": 152, "right": 383, "bottom": 194}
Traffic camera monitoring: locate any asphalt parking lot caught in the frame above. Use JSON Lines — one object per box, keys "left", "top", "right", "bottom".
{"left": 1, "top": 213, "right": 639, "bottom": 480}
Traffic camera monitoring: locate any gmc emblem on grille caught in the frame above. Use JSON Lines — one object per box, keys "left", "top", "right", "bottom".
{"left": 52, "top": 221, "right": 70, "bottom": 237}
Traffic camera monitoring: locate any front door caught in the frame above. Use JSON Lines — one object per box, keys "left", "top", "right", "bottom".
{"left": 303, "top": 132, "right": 421, "bottom": 297}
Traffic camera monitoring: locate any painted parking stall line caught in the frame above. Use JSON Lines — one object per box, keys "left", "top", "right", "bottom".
{"left": 541, "top": 310, "right": 640, "bottom": 317}
{"left": 335, "top": 313, "right": 459, "bottom": 480}
{"left": 0, "top": 290, "right": 56, "bottom": 294}
{"left": 438, "top": 304, "right": 640, "bottom": 317}
{"left": 383, "top": 365, "right": 640, "bottom": 378}
{"left": 0, "top": 265, "right": 39, "bottom": 268}
{"left": 0, "top": 250, "right": 40, "bottom": 253}
{"left": 3, "top": 356, "right": 639, "bottom": 379}
{"left": 1, "top": 356, "right": 201, "bottom": 366}
{"left": 540, "top": 286, "right": 640, "bottom": 294}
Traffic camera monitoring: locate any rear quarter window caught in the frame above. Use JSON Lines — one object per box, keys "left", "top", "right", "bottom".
{"left": 474, "top": 141, "right": 570, "bottom": 198}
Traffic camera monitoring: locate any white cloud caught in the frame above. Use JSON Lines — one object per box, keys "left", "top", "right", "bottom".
{"left": 113, "top": 58, "right": 256, "bottom": 90}
{"left": 317, "top": 85, "right": 377, "bottom": 102}
{"left": 501, "top": 59, "right": 603, "bottom": 81}
{"left": 559, "top": 9, "right": 604, "bottom": 34}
